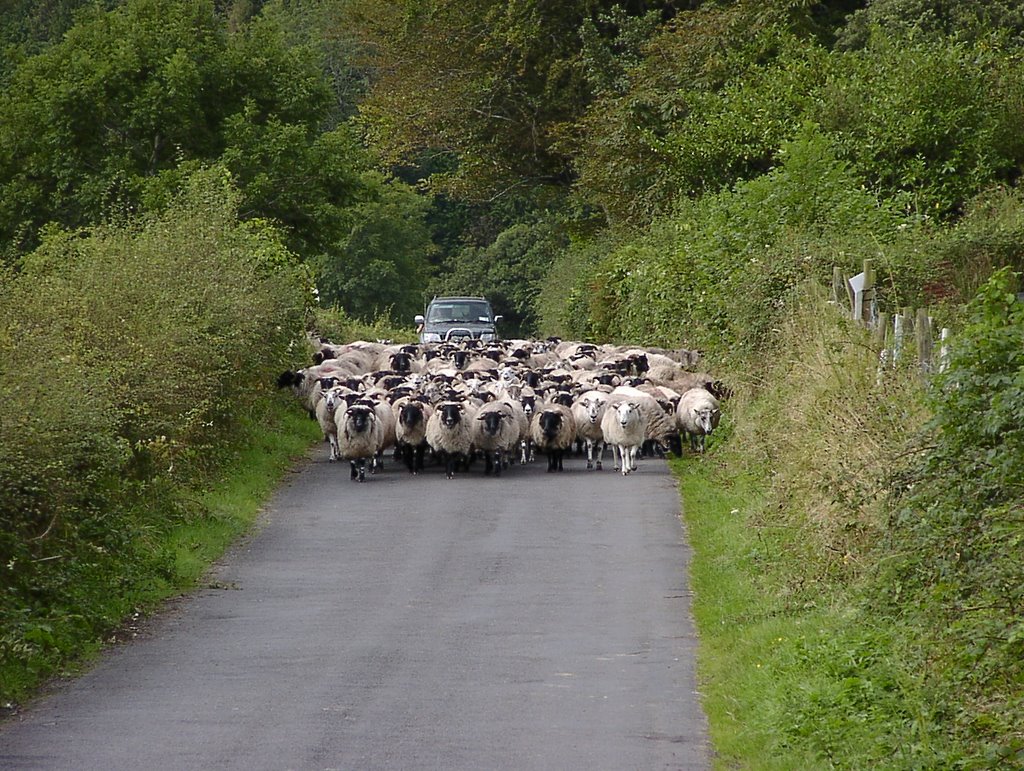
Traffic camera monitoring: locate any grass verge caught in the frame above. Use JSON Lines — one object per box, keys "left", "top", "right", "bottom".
{"left": 675, "top": 450, "right": 952, "bottom": 770}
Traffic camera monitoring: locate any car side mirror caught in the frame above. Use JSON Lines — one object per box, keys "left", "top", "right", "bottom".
{"left": 494, "top": 315, "right": 503, "bottom": 324}
{"left": 414, "top": 314, "right": 425, "bottom": 326}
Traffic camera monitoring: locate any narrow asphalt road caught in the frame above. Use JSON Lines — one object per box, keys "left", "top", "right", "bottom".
{"left": 1, "top": 448, "right": 710, "bottom": 770}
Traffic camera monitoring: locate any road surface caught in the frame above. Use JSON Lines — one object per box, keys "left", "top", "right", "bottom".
{"left": 1, "top": 449, "right": 710, "bottom": 770}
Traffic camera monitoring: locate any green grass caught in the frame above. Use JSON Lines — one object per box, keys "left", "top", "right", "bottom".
{"left": 674, "top": 451, "right": 949, "bottom": 770}
{"left": 165, "top": 406, "right": 320, "bottom": 589}
{"left": 674, "top": 453, "right": 846, "bottom": 769}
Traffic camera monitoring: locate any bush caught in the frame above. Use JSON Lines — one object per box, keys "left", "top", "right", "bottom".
{"left": 874, "top": 268, "right": 1024, "bottom": 764}
{"left": 0, "top": 167, "right": 308, "bottom": 701}
{"left": 555, "top": 127, "right": 919, "bottom": 362}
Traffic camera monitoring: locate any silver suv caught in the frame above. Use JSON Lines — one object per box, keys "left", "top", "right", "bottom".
{"left": 415, "top": 296, "right": 502, "bottom": 343}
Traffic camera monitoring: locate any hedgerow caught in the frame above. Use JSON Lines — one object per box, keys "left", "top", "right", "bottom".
{"left": 0, "top": 168, "right": 308, "bottom": 702}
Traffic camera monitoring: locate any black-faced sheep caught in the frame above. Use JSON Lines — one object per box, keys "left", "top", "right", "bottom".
{"left": 426, "top": 400, "right": 476, "bottom": 479}
{"left": 530, "top": 404, "right": 576, "bottom": 472}
{"left": 470, "top": 400, "right": 520, "bottom": 476}
{"left": 335, "top": 403, "right": 384, "bottom": 482}
{"left": 393, "top": 397, "right": 433, "bottom": 474}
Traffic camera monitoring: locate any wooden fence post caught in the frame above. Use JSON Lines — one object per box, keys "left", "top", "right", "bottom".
{"left": 831, "top": 266, "right": 846, "bottom": 306}
{"left": 862, "top": 259, "right": 877, "bottom": 328}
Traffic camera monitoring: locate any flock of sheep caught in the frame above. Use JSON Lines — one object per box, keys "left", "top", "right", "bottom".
{"left": 277, "top": 337, "right": 724, "bottom": 481}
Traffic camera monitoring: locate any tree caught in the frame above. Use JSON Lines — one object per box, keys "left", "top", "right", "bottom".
{"left": 315, "top": 172, "right": 436, "bottom": 322}
{"left": 344, "top": 0, "right": 675, "bottom": 203}
{"left": 0, "top": 0, "right": 358, "bottom": 263}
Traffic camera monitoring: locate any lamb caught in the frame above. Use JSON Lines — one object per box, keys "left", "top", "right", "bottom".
{"left": 572, "top": 390, "right": 610, "bottom": 470}
{"left": 334, "top": 403, "right": 384, "bottom": 482}
{"left": 426, "top": 399, "right": 476, "bottom": 479}
{"left": 675, "top": 387, "right": 721, "bottom": 453}
{"left": 601, "top": 400, "right": 647, "bottom": 476}
{"left": 530, "top": 403, "right": 576, "bottom": 472}
{"left": 470, "top": 400, "right": 520, "bottom": 476}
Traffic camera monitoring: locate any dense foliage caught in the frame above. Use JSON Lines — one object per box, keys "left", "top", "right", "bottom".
{"left": 877, "top": 269, "right": 1024, "bottom": 764}
{"left": 0, "top": 0, "right": 433, "bottom": 323}
{"left": 0, "top": 169, "right": 308, "bottom": 697}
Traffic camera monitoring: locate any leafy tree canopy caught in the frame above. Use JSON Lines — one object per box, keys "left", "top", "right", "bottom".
{"left": 0, "top": 0, "right": 348, "bottom": 262}
{"left": 343, "top": 0, "right": 677, "bottom": 203}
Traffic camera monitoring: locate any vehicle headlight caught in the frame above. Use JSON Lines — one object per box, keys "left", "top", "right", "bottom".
{"left": 479, "top": 332, "right": 496, "bottom": 341}
{"left": 421, "top": 332, "right": 442, "bottom": 342}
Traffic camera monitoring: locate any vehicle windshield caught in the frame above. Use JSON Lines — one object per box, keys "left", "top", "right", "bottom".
{"left": 427, "top": 302, "right": 491, "bottom": 324}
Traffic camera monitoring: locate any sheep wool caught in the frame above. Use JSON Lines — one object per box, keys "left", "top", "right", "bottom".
{"left": 335, "top": 403, "right": 384, "bottom": 482}
{"left": 601, "top": 400, "right": 647, "bottom": 476}
{"left": 530, "top": 403, "right": 576, "bottom": 472}
{"left": 675, "top": 387, "right": 721, "bottom": 453}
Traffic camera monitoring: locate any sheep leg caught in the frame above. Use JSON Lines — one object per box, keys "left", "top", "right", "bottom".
{"left": 328, "top": 435, "right": 340, "bottom": 462}
{"left": 484, "top": 453, "right": 494, "bottom": 475}
{"left": 349, "top": 460, "right": 358, "bottom": 480}
{"left": 595, "top": 441, "right": 604, "bottom": 471}
{"left": 445, "top": 454, "right": 456, "bottom": 480}
{"left": 585, "top": 439, "right": 594, "bottom": 470}
{"left": 493, "top": 450, "right": 503, "bottom": 477}
{"left": 414, "top": 443, "right": 426, "bottom": 473}
{"left": 357, "top": 458, "right": 367, "bottom": 482}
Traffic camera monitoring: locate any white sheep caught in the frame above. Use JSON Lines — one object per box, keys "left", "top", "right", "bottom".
{"left": 334, "top": 403, "right": 384, "bottom": 482}
{"left": 601, "top": 400, "right": 647, "bottom": 476}
{"left": 315, "top": 384, "right": 354, "bottom": 462}
{"left": 675, "top": 387, "right": 721, "bottom": 453}
{"left": 530, "top": 403, "right": 577, "bottom": 472}
{"left": 609, "top": 385, "right": 682, "bottom": 458}
{"left": 572, "top": 390, "right": 610, "bottom": 470}
{"left": 426, "top": 399, "right": 477, "bottom": 479}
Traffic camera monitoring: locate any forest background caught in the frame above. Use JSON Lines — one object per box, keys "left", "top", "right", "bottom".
{"left": 2, "top": 1, "right": 1024, "bottom": 767}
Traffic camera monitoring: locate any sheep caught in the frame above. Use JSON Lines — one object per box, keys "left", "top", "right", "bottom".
{"left": 609, "top": 385, "right": 683, "bottom": 458}
{"left": 393, "top": 396, "right": 433, "bottom": 474}
{"left": 530, "top": 403, "right": 576, "bottom": 472}
{"left": 518, "top": 388, "right": 539, "bottom": 463}
{"left": 470, "top": 400, "right": 520, "bottom": 476}
{"left": 315, "top": 384, "right": 355, "bottom": 461}
{"left": 353, "top": 393, "right": 396, "bottom": 473}
{"left": 572, "top": 390, "right": 610, "bottom": 470}
{"left": 335, "top": 403, "right": 384, "bottom": 482}
{"left": 601, "top": 400, "right": 647, "bottom": 476}
{"left": 675, "top": 387, "right": 721, "bottom": 453}
{"left": 426, "top": 399, "right": 476, "bottom": 479}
